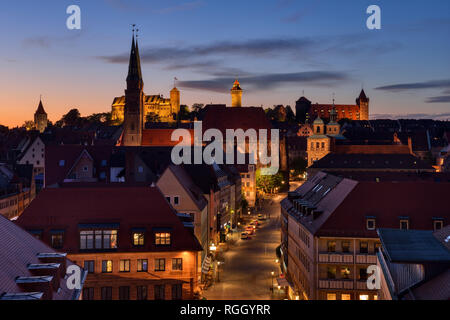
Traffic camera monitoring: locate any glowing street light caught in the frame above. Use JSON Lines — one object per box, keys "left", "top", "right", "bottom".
{"left": 210, "top": 243, "right": 217, "bottom": 252}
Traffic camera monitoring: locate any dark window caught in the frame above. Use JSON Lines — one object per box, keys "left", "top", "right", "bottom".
{"left": 366, "top": 218, "right": 376, "bottom": 230}
{"left": 172, "top": 284, "right": 182, "bottom": 300}
{"left": 434, "top": 220, "right": 443, "bottom": 231}
{"left": 137, "top": 259, "right": 148, "bottom": 272}
{"left": 102, "top": 260, "right": 113, "bottom": 273}
{"left": 172, "top": 258, "right": 183, "bottom": 271}
{"left": 82, "top": 287, "right": 94, "bottom": 300}
{"left": 327, "top": 241, "right": 336, "bottom": 253}
{"left": 342, "top": 241, "right": 350, "bottom": 253}
{"left": 80, "top": 229, "right": 117, "bottom": 250}
{"left": 359, "top": 268, "right": 368, "bottom": 281}
{"left": 155, "top": 258, "right": 165, "bottom": 271}
{"left": 400, "top": 219, "right": 409, "bottom": 230}
{"left": 84, "top": 260, "right": 95, "bottom": 273}
{"left": 51, "top": 233, "right": 64, "bottom": 249}
{"left": 133, "top": 232, "right": 145, "bottom": 246}
{"left": 360, "top": 242, "right": 368, "bottom": 254}
{"left": 137, "top": 286, "right": 147, "bottom": 300}
{"left": 154, "top": 285, "right": 165, "bottom": 300}
{"left": 119, "top": 286, "right": 130, "bottom": 300}
{"left": 119, "top": 259, "right": 130, "bottom": 272}
{"left": 101, "top": 287, "right": 112, "bottom": 300}
{"left": 155, "top": 232, "right": 171, "bottom": 246}
{"left": 327, "top": 267, "right": 336, "bottom": 279}
{"left": 173, "top": 196, "right": 179, "bottom": 205}
{"left": 166, "top": 196, "right": 171, "bottom": 203}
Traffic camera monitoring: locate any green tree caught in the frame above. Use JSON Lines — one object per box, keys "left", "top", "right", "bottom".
{"left": 179, "top": 105, "right": 191, "bottom": 120}
{"left": 256, "top": 169, "right": 283, "bottom": 194}
{"left": 145, "top": 112, "right": 161, "bottom": 123}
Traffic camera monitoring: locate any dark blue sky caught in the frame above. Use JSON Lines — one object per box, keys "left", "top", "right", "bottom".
{"left": 1, "top": 0, "right": 449, "bottom": 125}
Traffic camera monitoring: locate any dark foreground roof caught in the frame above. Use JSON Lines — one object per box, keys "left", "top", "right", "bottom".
{"left": 0, "top": 215, "right": 85, "bottom": 300}
{"left": 378, "top": 228, "right": 450, "bottom": 263}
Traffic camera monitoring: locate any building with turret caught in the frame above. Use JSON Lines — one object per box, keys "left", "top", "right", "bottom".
{"left": 111, "top": 39, "right": 181, "bottom": 125}
{"left": 230, "top": 79, "right": 243, "bottom": 107}
{"left": 34, "top": 99, "right": 48, "bottom": 133}
{"left": 296, "top": 90, "right": 370, "bottom": 123}
{"left": 307, "top": 105, "right": 342, "bottom": 166}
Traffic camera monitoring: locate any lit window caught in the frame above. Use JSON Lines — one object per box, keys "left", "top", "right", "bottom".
{"left": 327, "top": 241, "right": 336, "bottom": 253}
{"left": 80, "top": 229, "right": 117, "bottom": 250}
{"left": 327, "top": 266, "right": 337, "bottom": 279}
{"left": 155, "top": 258, "right": 165, "bottom": 271}
{"left": 341, "top": 294, "right": 351, "bottom": 300}
{"left": 359, "top": 294, "right": 369, "bottom": 300}
{"left": 102, "top": 260, "right": 113, "bottom": 273}
{"left": 341, "top": 267, "right": 351, "bottom": 279}
{"left": 119, "top": 259, "right": 130, "bottom": 272}
{"left": 327, "top": 293, "right": 337, "bottom": 300}
{"left": 155, "top": 232, "right": 171, "bottom": 246}
{"left": 133, "top": 231, "right": 145, "bottom": 246}
{"left": 172, "top": 258, "right": 183, "bottom": 271}
{"left": 373, "top": 295, "right": 378, "bottom": 300}
{"left": 59, "top": 160, "right": 65, "bottom": 167}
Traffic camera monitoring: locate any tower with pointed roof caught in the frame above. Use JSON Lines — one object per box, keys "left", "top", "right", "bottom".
{"left": 34, "top": 98, "right": 48, "bottom": 133}
{"left": 356, "top": 89, "right": 369, "bottom": 121}
{"left": 230, "top": 79, "right": 243, "bottom": 107}
{"left": 122, "top": 31, "right": 144, "bottom": 146}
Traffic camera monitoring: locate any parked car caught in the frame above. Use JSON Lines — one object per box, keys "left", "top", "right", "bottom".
{"left": 258, "top": 214, "right": 266, "bottom": 221}
{"left": 241, "top": 232, "right": 249, "bottom": 240}
{"left": 245, "top": 227, "right": 254, "bottom": 235}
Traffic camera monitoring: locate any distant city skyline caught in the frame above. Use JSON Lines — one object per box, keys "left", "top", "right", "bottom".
{"left": 1, "top": 0, "right": 449, "bottom": 127}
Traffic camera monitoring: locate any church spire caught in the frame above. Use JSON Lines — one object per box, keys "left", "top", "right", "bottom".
{"left": 126, "top": 26, "right": 143, "bottom": 86}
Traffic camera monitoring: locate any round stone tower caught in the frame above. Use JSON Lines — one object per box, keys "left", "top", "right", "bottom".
{"left": 170, "top": 86, "right": 180, "bottom": 116}
{"left": 230, "top": 79, "right": 243, "bottom": 107}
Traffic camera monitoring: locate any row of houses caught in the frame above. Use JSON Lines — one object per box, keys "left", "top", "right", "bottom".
{"left": 280, "top": 171, "right": 450, "bottom": 300}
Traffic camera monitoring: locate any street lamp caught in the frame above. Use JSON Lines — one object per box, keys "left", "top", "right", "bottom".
{"left": 271, "top": 271, "right": 275, "bottom": 296}
{"left": 217, "top": 261, "right": 221, "bottom": 282}
{"left": 210, "top": 243, "right": 216, "bottom": 253}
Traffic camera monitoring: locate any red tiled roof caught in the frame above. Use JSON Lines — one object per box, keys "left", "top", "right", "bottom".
{"left": 141, "top": 129, "right": 194, "bottom": 146}
{"left": 318, "top": 181, "right": 450, "bottom": 237}
{"left": 202, "top": 106, "right": 272, "bottom": 135}
{"left": 16, "top": 185, "right": 202, "bottom": 253}
{"left": 0, "top": 214, "right": 83, "bottom": 300}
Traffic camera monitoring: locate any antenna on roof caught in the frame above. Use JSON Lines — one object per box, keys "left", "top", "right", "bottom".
{"left": 332, "top": 92, "right": 336, "bottom": 105}
{"left": 131, "top": 24, "right": 136, "bottom": 37}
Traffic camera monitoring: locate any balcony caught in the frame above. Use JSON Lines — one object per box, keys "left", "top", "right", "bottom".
{"left": 319, "top": 279, "right": 354, "bottom": 289}
{"left": 318, "top": 253, "right": 354, "bottom": 264}
{"left": 355, "top": 254, "right": 377, "bottom": 264}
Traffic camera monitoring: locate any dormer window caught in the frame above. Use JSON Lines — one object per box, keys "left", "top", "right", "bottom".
{"left": 366, "top": 217, "right": 376, "bottom": 230}
{"left": 59, "top": 160, "right": 65, "bottom": 167}
{"left": 399, "top": 218, "right": 409, "bottom": 230}
{"left": 155, "top": 232, "right": 171, "bottom": 246}
{"left": 433, "top": 219, "right": 444, "bottom": 231}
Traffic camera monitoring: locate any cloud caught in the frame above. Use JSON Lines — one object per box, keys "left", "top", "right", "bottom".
{"left": 425, "top": 95, "right": 450, "bottom": 103}
{"left": 104, "top": 0, "right": 203, "bottom": 13}
{"left": 23, "top": 32, "right": 82, "bottom": 49}
{"left": 375, "top": 79, "right": 450, "bottom": 91}
{"left": 178, "top": 71, "right": 350, "bottom": 92}
{"left": 154, "top": 1, "right": 203, "bottom": 14}
{"left": 98, "top": 38, "right": 316, "bottom": 65}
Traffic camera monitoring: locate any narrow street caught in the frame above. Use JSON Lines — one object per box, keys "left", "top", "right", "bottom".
{"left": 202, "top": 195, "right": 284, "bottom": 300}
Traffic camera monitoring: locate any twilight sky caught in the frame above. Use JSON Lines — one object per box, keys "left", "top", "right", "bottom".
{"left": 1, "top": 0, "right": 449, "bottom": 127}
